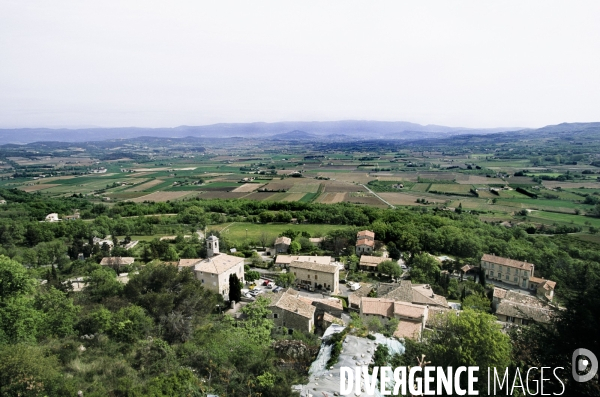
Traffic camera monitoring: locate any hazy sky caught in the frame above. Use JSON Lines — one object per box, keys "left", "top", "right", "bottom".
{"left": 1, "top": 1, "right": 599, "bottom": 129}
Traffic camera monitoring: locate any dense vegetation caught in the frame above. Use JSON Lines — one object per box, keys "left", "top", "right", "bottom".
{"left": 1, "top": 176, "right": 600, "bottom": 395}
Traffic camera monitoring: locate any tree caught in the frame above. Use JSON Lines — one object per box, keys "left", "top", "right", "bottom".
{"left": 377, "top": 260, "right": 402, "bottom": 278}
{"left": 409, "top": 253, "right": 441, "bottom": 284}
{"left": 240, "top": 296, "right": 273, "bottom": 343}
{"left": 85, "top": 267, "right": 123, "bottom": 302}
{"left": 229, "top": 273, "right": 241, "bottom": 303}
{"left": 0, "top": 344, "right": 74, "bottom": 397}
{"left": 276, "top": 272, "right": 295, "bottom": 288}
{"left": 0, "top": 255, "right": 33, "bottom": 300}
{"left": 108, "top": 304, "right": 154, "bottom": 343}
{"left": 422, "top": 309, "right": 512, "bottom": 394}
{"left": 34, "top": 287, "right": 80, "bottom": 338}
{"left": 289, "top": 241, "right": 301, "bottom": 254}
{"left": 461, "top": 293, "right": 490, "bottom": 312}
{"left": 180, "top": 245, "right": 197, "bottom": 259}
{"left": 245, "top": 270, "right": 260, "bottom": 282}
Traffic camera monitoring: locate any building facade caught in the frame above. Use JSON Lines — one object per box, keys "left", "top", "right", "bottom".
{"left": 481, "top": 254, "right": 534, "bottom": 289}
{"left": 289, "top": 260, "right": 339, "bottom": 294}
{"left": 355, "top": 230, "right": 375, "bottom": 255}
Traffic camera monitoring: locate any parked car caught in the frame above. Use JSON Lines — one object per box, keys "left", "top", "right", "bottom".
{"left": 273, "top": 287, "right": 282, "bottom": 293}
{"left": 349, "top": 282, "right": 361, "bottom": 291}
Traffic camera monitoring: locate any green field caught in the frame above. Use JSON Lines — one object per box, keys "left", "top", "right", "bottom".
{"left": 207, "top": 222, "right": 350, "bottom": 243}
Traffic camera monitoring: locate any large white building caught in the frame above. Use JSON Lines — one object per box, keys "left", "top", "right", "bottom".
{"left": 190, "top": 236, "right": 245, "bottom": 298}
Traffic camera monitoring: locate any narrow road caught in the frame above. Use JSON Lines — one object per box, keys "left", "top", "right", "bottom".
{"left": 361, "top": 184, "right": 396, "bottom": 209}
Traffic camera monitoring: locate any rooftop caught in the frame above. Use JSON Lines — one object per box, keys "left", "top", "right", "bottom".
{"left": 496, "top": 300, "right": 552, "bottom": 323}
{"left": 356, "top": 238, "right": 375, "bottom": 247}
{"left": 275, "top": 236, "right": 292, "bottom": 245}
{"left": 481, "top": 254, "right": 534, "bottom": 271}
{"left": 361, "top": 297, "right": 394, "bottom": 317}
{"left": 359, "top": 255, "right": 387, "bottom": 267}
{"left": 289, "top": 260, "right": 338, "bottom": 274}
{"left": 393, "top": 320, "right": 422, "bottom": 339}
{"left": 178, "top": 259, "right": 199, "bottom": 268}
{"left": 357, "top": 230, "right": 375, "bottom": 239}
{"left": 275, "top": 255, "right": 331, "bottom": 265}
{"left": 393, "top": 301, "right": 426, "bottom": 319}
{"left": 194, "top": 254, "right": 243, "bottom": 274}
{"left": 493, "top": 287, "right": 508, "bottom": 299}
{"left": 270, "top": 289, "right": 316, "bottom": 319}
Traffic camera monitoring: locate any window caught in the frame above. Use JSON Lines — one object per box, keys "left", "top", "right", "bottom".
{"left": 307, "top": 275, "right": 311, "bottom": 279}
{"left": 315, "top": 275, "right": 318, "bottom": 280}
{"left": 507, "top": 316, "right": 514, "bottom": 323}
{"left": 505, "top": 275, "right": 509, "bottom": 281}
{"left": 201, "top": 279, "right": 204, "bottom": 283}
{"left": 273, "top": 313, "right": 278, "bottom": 319}
{"left": 294, "top": 272, "right": 296, "bottom": 276}
{"left": 490, "top": 271, "right": 494, "bottom": 277}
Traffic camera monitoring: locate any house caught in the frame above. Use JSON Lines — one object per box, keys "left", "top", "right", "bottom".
{"left": 0, "top": 199, "right": 6, "bottom": 205}
{"left": 481, "top": 254, "right": 534, "bottom": 289}
{"left": 348, "top": 280, "right": 448, "bottom": 311}
{"left": 359, "top": 297, "right": 428, "bottom": 340}
{"left": 63, "top": 210, "right": 80, "bottom": 221}
{"left": 274, "top": 255, "right": 331, "bottom": 268}
{"left": 529, "top": 277, "right": 557, "bottom": 302}
{"left": 493, "top": 288, "right": 553, "bottom": 325}
{"left": 194, "top": 254, "right": 245, "bottom": 297}
{"left": 100, "top": 257, "right": 135, "bottom": 267}
{"left": 267, "top": 289, "right": 316, "bottom": 333}
{"left": 192, "top": 236, "right": 244, "bottom": 298}
{"left": 274, "top": 236, "right": 292, "bottom": 253}
{"left": 355, "top": 230, "right": 375, "bottom": 255}
{"left": 358, "top": 255, "right": 387, "bottom": 271}
{"left": 481, "top": 254, "right": 557, "bottom": 295}
{"left": 289, "top": 260, "right": 339, "bottom": 294}
{"left": 45, "top": 213, "right": 60, "bottom": 222}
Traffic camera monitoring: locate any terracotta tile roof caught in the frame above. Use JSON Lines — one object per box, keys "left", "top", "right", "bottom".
{"left": 275, "top": 255, "right": 331, "bottom": 265}
{"left": 289, "top": 260, "right": 338, "bottom": 274}
{"left": 356, "top": 238, "right": 375, "bottom": 247}
{"left": 271, "top": 291, "right": 316, "bottom": 319}
{"left": 542, "top": 280, "right": 556, "bottom": 290}
{"left": 393, "top": 320, "right": 422, "bottom": 339}
{"left": 529, "top": 277, "right": 557, "bottom": 290}
{"left": 194, "top": 254, "right": 244, "bottom": 275}
{"left": 481, "top": 254, "right": 534, "bottom": 271}
{"left": 412, "top": 284, "right": 449, "bottom": 307}
{"left": 348, "top": 284, "right": 375, "bottom": 307}
{"left": 461, "top": 264, "right": 475, "bottom": 272}
{"left": 313, "top": 297, "right": 344, "bottom": 311}
{"left": 380, "top": 281, "right": 413, "bottom": 303}
{"left": 100, "top": 257, "right": 135, "bottom": 266}
{"left": 360, "top": 297, "right": 394, "bottom": 317}
{"left": 359, "top": 255, "right": 387, "bottom": 267}
{"left": 393, "top": 301, "right": 426, "bottom": 319}
{"left": 496, "top": 301, "right": 552, "bottom": 323}
{"left": 357, "top": 230, "right": 375, "bottom": 239}
{"left": 178, "top": 259, "right": 200, "bottom": 268}
{"left": 493, "top": 288, "right": 507, "bottom": 299}
{"left": 275, "top": 236, "right": 291, "bottom": 245}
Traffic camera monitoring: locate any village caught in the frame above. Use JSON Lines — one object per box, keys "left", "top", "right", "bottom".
{"left": 83, "top": 227, "right": 559, "bottom": 396}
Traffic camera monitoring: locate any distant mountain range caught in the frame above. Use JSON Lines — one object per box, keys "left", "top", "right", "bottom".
{"left": 0, "top": 120, "right": 525, "bottom": 144}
